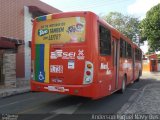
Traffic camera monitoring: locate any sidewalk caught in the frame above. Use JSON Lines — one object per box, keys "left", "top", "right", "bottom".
{"left": 118, "top": 72, "right": 160, "bottom": 114}
{"left": 0, "top": 86, "right": 30, "bottom": 98}
{"left": 0, "top": 80, "right": 30, "bottom": 98}
{"left": 141, "top": 71, "right": 160, "bottom": 80}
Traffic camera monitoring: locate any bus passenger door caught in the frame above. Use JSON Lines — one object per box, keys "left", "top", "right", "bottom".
{"left": 112, "top": 38, "right": 119, "bottom": 91}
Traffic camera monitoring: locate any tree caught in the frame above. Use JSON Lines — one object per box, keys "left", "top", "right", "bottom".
{"left": 103, "top": 12, "right": 140, "bottom": 43}
{"left": 140, "top": 3, "right": 160, "bottom": 51}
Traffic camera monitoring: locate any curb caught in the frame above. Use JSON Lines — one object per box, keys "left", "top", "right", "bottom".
{"left": 0, "top": 87, "right": 30, "bottom": 98}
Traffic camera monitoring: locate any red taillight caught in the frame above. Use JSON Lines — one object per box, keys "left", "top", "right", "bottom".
{"left": 86, "top": 71, "right": 91, "bottom": 76}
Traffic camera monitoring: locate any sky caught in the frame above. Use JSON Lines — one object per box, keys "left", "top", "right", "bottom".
{"left": 40, "top": 0, "right": 160, "bottom": 20}
{"left": 40, "top": 0, "right": 160, "bottom": 53}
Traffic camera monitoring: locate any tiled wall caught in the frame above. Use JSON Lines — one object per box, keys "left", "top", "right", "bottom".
{"left": 3, "top": 53, "right": 16, "bottom": 87}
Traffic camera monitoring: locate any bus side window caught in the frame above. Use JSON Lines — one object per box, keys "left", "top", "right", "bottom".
{"left": 120, "top": 38, "right": 126, "bottom": 58}
{"left": 135, "top": 49, "right": 137, "bottom": 60}
{"left": 120, "top": 39, "right": 123, "bottom": 57}
{"left": 99, "top": 25, "right": 111, "bottom": 56}
{"left": 135, "top": 48, "right": 141, "bottom": 61}
{"left": 127, "top": 43, "right": 132, "bottom": 58}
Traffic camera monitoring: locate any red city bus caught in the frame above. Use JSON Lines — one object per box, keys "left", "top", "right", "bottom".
{"left": 30, "top": 11, "right": 142, "bottom": 99}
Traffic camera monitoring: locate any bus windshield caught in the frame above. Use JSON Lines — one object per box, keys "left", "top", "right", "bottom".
{"left": 35, "top": 17, "right": 86, "bottom": 44}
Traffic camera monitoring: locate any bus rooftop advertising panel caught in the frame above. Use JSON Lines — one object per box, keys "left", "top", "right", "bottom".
{"left": 35, "top": 17, "right": 86, "bottom": 44}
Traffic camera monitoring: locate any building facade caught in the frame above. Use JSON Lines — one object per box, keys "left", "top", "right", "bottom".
{"left": 143, "top": 54, "right": 160, "bottom": 72}
{"left": 0, "top": 0, "right": 61, "bottom": 87}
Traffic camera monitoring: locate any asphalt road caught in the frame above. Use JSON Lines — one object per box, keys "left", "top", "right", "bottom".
{"left": 0, "top": 78, "right": 159, "bottom": 120}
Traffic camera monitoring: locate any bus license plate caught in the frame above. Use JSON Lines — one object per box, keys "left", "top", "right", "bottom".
{"left": 46, "top": 86, "right": 69, "bottom": 92}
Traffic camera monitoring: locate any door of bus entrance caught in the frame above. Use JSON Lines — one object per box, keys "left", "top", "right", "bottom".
{"left": 112, "top": 38, "right": 119, "bottom": 91}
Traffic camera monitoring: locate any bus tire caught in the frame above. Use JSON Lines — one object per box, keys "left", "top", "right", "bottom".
{"left": 136, "top": 72, "right": 140, "bottom": 82}
{"left": 120, "top": 76, "right": 126, "bottom": 93}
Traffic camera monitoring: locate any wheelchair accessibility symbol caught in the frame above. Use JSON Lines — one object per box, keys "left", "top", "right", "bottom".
{"left": 38, "top": 71, "right": 45, "bottom": 81}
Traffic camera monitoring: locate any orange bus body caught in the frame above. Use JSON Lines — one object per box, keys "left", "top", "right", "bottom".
{"left": 30, "top": 11, "right": 142, "bottom": 99}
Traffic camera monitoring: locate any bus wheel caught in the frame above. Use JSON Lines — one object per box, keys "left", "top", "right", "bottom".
{"left": 120, "top": 76, "right": 126, "bottom": 93}
{"left": 136, "top": 72, "right": 140, "bottom": 82}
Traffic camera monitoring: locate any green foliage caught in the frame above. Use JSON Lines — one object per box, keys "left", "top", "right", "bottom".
{"left": 146, "top": 47, "right": 155, "bottom": 55}
{"left": 140, "top": 3, "right": 160, "bottom": 51}
{"left": 103, "top": 12, "right": 140, "bottom": 42}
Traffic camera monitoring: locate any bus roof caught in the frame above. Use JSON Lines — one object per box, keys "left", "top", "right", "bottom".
{"left": 34, "top": 11, "right": 97, "bottom": 22}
